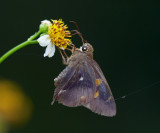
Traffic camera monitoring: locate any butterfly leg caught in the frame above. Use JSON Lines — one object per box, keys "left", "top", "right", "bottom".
{"left": 69, "top": 43, "right": 75, "bottom": 46}
{"left": 63, "top": 50, "right": 68, "bottom": 58}
{"left": 68, "top": 43, "right": 76, "bottom": 53}
{"left": 58, "top": 48, "right": 68, "bottom": 65}
{"left": 68, "top": 43, "right": 74, "bottom": 48}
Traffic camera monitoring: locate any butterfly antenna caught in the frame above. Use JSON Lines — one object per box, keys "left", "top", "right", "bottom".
{"left": 71, "top": 30, "right": 85, "bottom": 45}
{"left": 70, "top": 21, "right": 85, "bottom": 45}
{"left": 69, "top": 21, "right": 80, "bottom": 31}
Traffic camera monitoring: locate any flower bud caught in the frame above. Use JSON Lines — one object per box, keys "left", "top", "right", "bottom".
{"left": 39, "top": 20, "right": 51, "bottom": 33}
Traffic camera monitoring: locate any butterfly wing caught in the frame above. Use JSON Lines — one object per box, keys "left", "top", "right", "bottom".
{"left": 84, "top": 60, "right": 116, "bottom": 116}
{"left": 52, "top": 50, "right": 116, "bottom": 116}
{"left": 52, "top": 60, "right": 97, "bottom": 107}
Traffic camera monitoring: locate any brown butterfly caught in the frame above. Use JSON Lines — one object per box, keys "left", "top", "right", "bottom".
{"left": 51, "top": 40, "right": 116, "bottom": 116}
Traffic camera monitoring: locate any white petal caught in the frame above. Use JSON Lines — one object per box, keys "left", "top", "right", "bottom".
{"left": 48, "top": 44, "right": 56, "bottom": 57}
{"left": 37, "top": 35, "right": 51, "bottom": 47}
{"left": 44, "top": 43, "right": 52, "bottom": 57}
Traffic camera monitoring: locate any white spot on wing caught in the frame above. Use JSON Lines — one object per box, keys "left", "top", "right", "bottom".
{"left": 79, "top": 76, "right": 83, "bottom": 81}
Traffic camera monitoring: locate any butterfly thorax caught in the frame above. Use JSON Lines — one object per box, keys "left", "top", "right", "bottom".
{"left": 68, "top": 50, "right": 88, "bottom": 65}
{"left": 67, "top": 43, "right": 94, "bottom": 65}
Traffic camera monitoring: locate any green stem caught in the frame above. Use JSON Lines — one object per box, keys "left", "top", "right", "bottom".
{"left": 0, "top": 40, "right": 38, "bottom": 64}
{"left": 28, "top": 30, "right": 42, "bottom": 41}
{"left": 0, "top": 30, "right": 42, "bottom": 64}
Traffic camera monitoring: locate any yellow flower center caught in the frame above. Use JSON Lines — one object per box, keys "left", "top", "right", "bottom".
{"left": 48, "top": 19, "right": 72, "bottom": 49}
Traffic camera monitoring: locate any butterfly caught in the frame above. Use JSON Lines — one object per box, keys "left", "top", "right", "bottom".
{"left": 51, "top": 43, "right": 116, "bottom": 116}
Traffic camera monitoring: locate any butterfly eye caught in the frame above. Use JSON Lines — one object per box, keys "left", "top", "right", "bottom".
{"left": 82, "top": 45, "right": 87, "bottom": 51}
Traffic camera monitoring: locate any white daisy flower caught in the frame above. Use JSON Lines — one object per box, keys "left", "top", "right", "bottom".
{"left": 37, "top": 19, "right": 72, "bottom": 58}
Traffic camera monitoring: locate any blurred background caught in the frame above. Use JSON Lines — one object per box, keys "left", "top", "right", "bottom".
{"left": 0, "top": 0, "right": 160, "bottom": 133}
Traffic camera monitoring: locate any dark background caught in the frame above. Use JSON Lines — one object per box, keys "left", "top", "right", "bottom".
{"left": 0, "top": 0, "right": 160, "bottom": 133}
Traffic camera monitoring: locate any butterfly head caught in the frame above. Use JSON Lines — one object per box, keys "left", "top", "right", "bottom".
{"left": 79, "top": 43, "right": 94, "bottom": 58}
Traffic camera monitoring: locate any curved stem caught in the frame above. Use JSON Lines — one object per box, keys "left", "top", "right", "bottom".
{"left": 0, "top": 29, "right": 42, "bottom": 64}
{"left": 0, "top": 40, "right": 38, "bottom": 64}
{"left": 28, "top": 30, "right": 42, "bottom": 41}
